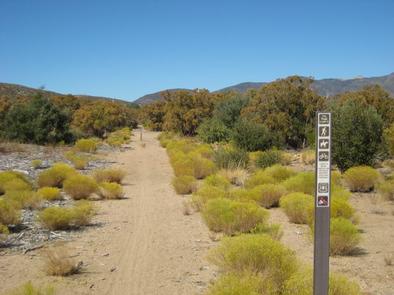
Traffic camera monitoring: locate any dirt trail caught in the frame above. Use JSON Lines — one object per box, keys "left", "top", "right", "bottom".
{"left": 0, "top": 131, "right": 217, "bottom": 295}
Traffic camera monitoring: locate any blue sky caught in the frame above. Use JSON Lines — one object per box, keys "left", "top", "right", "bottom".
{"left": 0, "top": 0, "right": 393, "bottom": 101}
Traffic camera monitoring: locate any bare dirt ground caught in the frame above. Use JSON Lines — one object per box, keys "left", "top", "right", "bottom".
{"left": 270, "top": 193, "right": 394, "bottom": 295}
{"left": 0, "top": 131, "right": 217, "bottom": 295}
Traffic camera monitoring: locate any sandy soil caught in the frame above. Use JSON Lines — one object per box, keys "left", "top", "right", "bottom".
{"left": 0, "top": 131, "right": 217, "bottom": 295}
{"left": 270, "top": 193, "right": 394, "bottom": 295}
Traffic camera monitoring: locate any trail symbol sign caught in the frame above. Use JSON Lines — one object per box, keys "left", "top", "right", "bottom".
{"left": 313, "top": 112, "right": 332, "bottom": 295}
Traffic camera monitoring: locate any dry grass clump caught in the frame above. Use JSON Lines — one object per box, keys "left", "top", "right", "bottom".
{"left": 282, "top": 172, "right": 315, "bottom": 195}
{"left": 244, "top": 170, "right": 275, "bottom": 189}
{"left": 74, "top": 138, "right": 98, "bottom": 153}
{"left": 202, "top": 198, "right": 269, "bottom": 235}
{"left": 251, "top": 223, "right": 283, "bottom": 241}
{"left": 4, "top": 190, "right": 43, "bottom": 209}
{"left": 203, "top": 174, "right": 231, "bottom": 190}
{"left": 38, "top": 201, "right": 96, "bottom": 230}
{"left": 37, "top": 187, "right": 62, "bottom": 201}
{"left": 7, "top": 281, "right": 55, "bottom": 295}
{"left": 301, "top": 149, "right": 315, "bottom": 165}
{"left": 63, "top": 174, "right": 98, "bottom": 200}
{"left": 172, "top": 176, "right": 197, "bottom": 195}
{"left": 245, "top": 184, "right": 287, "bottom": 208}
{"left": 280, "top": 193, "right": 314, "bottom": 224}
{"left": 283, "top": 268, "right": 361, "bottom": 295}
{"left": 377, "top": 179, "right": 394, "bottom": 201}
{"left": 32, "top": 159, "right": 43, "bottom": 169}
{"left": 98, "top": 182, "right": 124, "bottom": 199}
{"left": 343, "top": 166, "right": 380, "bottom": 192}
{"left": 213, "top": 146, "right": 249, "bottom": 169}
{"left": 0, "top": 199, "right": 21, "bottom": 225}
{"left": 107, "top": 128, "right": 132, "bottom": 147}
{"left": 37, "top": 163, "right": 77, "bottom": 188}
{"left": 330, "top": 217, "right": 361, "bottom": 256}
{"left": 190, "top": 153, "right": 216, "bottom": 179}
{"left": 208, "top": 234, "right": 297, "bottom": 292}
{"left": 264, "top": 164, "right": 296, "bottom": 182}
{"left": 158, "top": 132, "right": 175, "bottom": 148}
{"left": 92, "top": 168, "right": 126, "bottom": 184}
{"left": 191, "top": 185, "right": 227, "bottom": 210}
{"left": 44, "top": 246, "right": 82, "bottom": 276}
{"left": 207, "top": 272, "right": 269, "bottom": 295}
{"left": 65, "top": 151, "right": 89, "bottom": 170}
{"left": 218, "top": 168, "right": 248, "bottom": 187}
{"left": 0, "top": 171, "right": 32, "bottom": 194}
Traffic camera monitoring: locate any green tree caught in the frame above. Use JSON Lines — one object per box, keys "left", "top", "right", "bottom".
{"left": 213, "top": 93, "right": 249, "bottom": 128}
{"left": 332, "top": 100, "right": 383, "bottom": 171}
{"left": 197, "top": 118, "right": 231, "bottom": 143}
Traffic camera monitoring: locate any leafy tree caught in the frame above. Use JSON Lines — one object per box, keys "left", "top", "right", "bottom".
{"left": 232, "top": 119, "right": 278, "bottom": 151}
{"left": 241, "top": 76, "right": 325, "bottom": 148}
{"left": 332, "top": 100, "right": 383, "bottom": 171}
{"left": 3, "top": 94, "right": 72, "bottom": 144}
{"left": 213, "top": 93, "right": 249, "bottom": 128}
{"left": 140, "top": 100, "right": 166, "bottom": 131}
{"left": 197, "top": 118, "right": 231, "bottom": 143}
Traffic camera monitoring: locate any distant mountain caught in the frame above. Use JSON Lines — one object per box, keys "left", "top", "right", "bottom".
{"left": 134, "top": 73, "right": 394, "bottom": 104}
{"left": 0, "top": 82, "right": 133, "bottom": 105}
{"left": 133, "top": 88, "right": 189, "bottom": 105}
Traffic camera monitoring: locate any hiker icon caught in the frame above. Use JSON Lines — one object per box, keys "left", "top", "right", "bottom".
{"left": 319, "top": 126, "right": 329, "bottom": 137}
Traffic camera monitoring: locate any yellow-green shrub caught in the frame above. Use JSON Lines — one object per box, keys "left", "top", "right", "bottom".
{"left": 307, "top": 197, "right": 356, "bottom": 226}
{"left": 332, "top": 170, "right": 342, "bottom": 186}
{"left": 38, "top": 201, "right": 96, "bottom": 230}
{"left": 92, "top": 168, "right": 126, "bottom": 184}
{"left": 207, "top": 272, "right": 273, "bottom": 295}
{"left": 189, "top": 152, "right": 216, "bottom": 179}
{"left": 0, "top": 224, "right": 9, "bottom": 235}
{"left": 208, "top": 234, "right": 297, "bottom": 291}
{"left": 330, "top": 218, "right": 361, "bottom": 256}
{"left": 172, "top": 176, "right": 197, "bottom": 195}
{"left": 0, "top": 171, "right": 32, "bottom": 194}
{"left": 218, "top": 168, "right": 248, "bottom": 187}
{"left": 7, "top": 281, "right": 55, "bottom": 295}
{"left": 301, "top": 149, "right": 315, "bottom": 165}
{"left": 377, "top": 179, "right": 394, "bottom": 201}
{"left": 63, "top": 175, "right": 98, "bottom": 200}
{"left": 37, "top": 163, "right": 77, "bottom": 188}
{"left": 282, "top": 172, "right": 315, "bottom": 195}
{"left": 280, "top": 193, "right": 314, "bottom": 224}
{"left": 32, "top": 159, "right": 43, "bottom": 169}
{"left": 244, "top": 184, "right": 287, "bottom": 208}
{"left": 75, "top": 138, "right": 97, "bottom": 153}
{"left": 245, "top": 170, "right": 275, "bottom": 189}
{"left": 283, "top": 268, "right": 361, "bottom": 295}
{"left": 203, "top": 174, "right": 231, "bottom": 190}
{"left": 191, "top": 185, "right": 227, "bottom": 210}
{"left": 4, "top": 190, "right": 43, "bottom": 209}
{"left": 202, "top": 198, "right": 269, "bottom": 235}
{"left": 65, "top": 151, "right": 89, "bottom": 170}
{"left": 98, "top": 182, "right": 124, "bottom": 199}
{"left": 264, "top": 164, "right": 296, "bottom": 182}
{"left": 37, "top": 187, "right": 62, "bottom": 201}
{"left": 251, "top": 223, "right": 283, "bottom": 241}
{"left": 158, "top": 132, "right": 175, "bottom": 147}
{"left": 343, "top": 166, "right": 380, "bottom": 192}
{"left": 0, "top": 199, "right": 20, "bottom": 225}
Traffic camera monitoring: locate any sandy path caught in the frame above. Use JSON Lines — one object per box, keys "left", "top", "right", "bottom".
{"left": 0, "top": 131, "right": 217, "bottom": 295}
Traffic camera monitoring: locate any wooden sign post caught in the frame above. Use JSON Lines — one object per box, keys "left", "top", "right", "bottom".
{"left": 313, "top": 112, "right": 331, "bottom": 295}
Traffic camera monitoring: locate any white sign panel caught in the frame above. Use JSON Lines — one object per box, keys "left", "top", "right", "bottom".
{"left": 316, "top": 113, "right": 331, "bottom": 207}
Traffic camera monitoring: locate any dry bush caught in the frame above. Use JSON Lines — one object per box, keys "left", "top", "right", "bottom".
{"left": 4, "top": 190, "right": 43, "bottom": 210}
{"left": 301, "top": 149, "right": 315, "bottom": 165}
{"left": 251, "top": 223, "right": 283, "bottom": 241}
{"left": 7, "top": 281, "right": 55, "bottom": 295}
{"left": 218, "top": 168, "right": 248, "bottom": 187}
{"left": 172, "top": 176, "right": 197, "bottom": 195}
{"left": 203, "top": 174, "right": 231, "bottom": 190}
{"left": 190, "top": 153, "right": 216, "bottom": 179}
{"left": 44, "top": 245, "right": 82, "bottom": 276}
{"left": 282, "top": 172, "right": 315, "bottom": 195}
{"left": 37, "top": 163, "right": 77, "bottom": 188}
{"left": 63, "top": 174, "right": 98, "bottom": 200}
{"left": 65, "top": 151, "right": 89, "bottom": 170}
{"left": 93, "top": 168, "right": 126, "bottom": 184}
{"left": 37, "top": 187, "right": 62, "bottom": 201}
{"left": 202, "top": 198, "right": 269, "bottom": 235}
{"left": 281, "top": 152, "right": 293, "bottom": 165}
{"left": 191, "top": 185, "right": 227, "bottom": 211}
{"left": 74, "top": 138, "right": 97, "bottom": 153}
{"left": 32, "top": 159, "right": 43, "bottom": 169}
{"left": 0, "top": 199, "right": 20, "bottom": 225}
{"left": 343, "top": 166, "right": 380, "bottom": 192}
{"left": 2, "top": 178, "right": 32, "bottom": 192}
{"left": 377, "top": 179, "right": 394, "bottom": 201}
{"left": 98, "top": 182, "right": 124, "bottom": 199}
{"left": 245, "top": 184, "right": 287, "bottom": 208}
{"left": 38, "top": 201, "right": 96, "bottom": 230}
{"left": 330, "top": 218, "right": 361, "bottom": 256}
{"left": 157, "top": 132, "right": 175, "bottom": 147}
{"left": 332, "top": 170, "right": 342, "bottom": 186}
{"left": 279, "top": 193, "right": 314, "bottom": 224}
{"left": 283, "top": 268, "right": 361, "bottom": 295}
{"left": 244, "top": 170, "right": 275, "bottom": 189}
{"left": 0, "top": 171, "right": 32, "bottom": 194}
{"left": 264, "top": 164, "right": 296, "bottom": 182}
{"left": 208, "top": 234, "right": 297, "bottom": 291}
